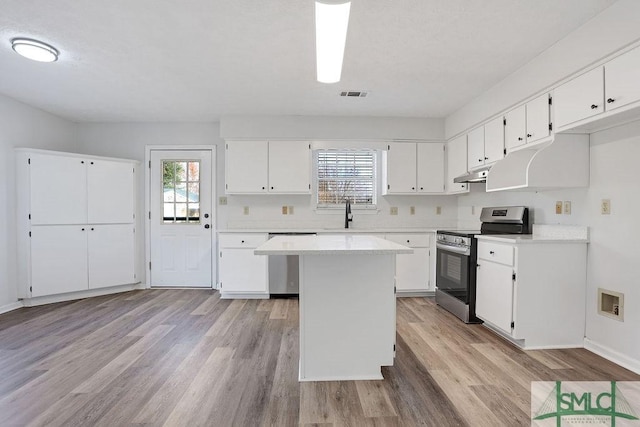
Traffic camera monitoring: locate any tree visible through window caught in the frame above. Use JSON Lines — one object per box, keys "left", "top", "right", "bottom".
{"left": 162, "top": 160, "right": 200, "bottom": 223}
{"left": 317, "top": 150, "right": 376, "bottom": 207}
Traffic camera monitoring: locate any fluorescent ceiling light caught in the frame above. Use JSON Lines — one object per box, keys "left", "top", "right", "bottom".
{"left": 315, "top": 1, "right": 351, "bottom": 84}
{"left": 11, "top": 38, "right": 59, "bottom": 62}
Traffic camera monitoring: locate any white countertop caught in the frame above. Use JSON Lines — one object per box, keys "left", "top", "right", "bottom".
{"left": 254, "top": 234, "right": 414, "bottom": 255}
{"left": 220, "top": 228, "right": 437, "bottom": 234}
{"left": 476, "top": 234, "right": 589, "bottom": 244}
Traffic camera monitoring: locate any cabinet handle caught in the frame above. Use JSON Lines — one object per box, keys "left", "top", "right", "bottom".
{"left": 81, "top": 228, "right": 85, "bottom": 231}
{"left": 271, "top": 186, "right": 274, "bottom": 190}
{"left": 527, "top": 133, "right": 532, "bottom": 138}
{"left": 489, "top": 251, "right": 495, "bottom": 255}
{"left": 484, "top": 157, "right": 489, "bottom": 160}
{"left": 81, "top": 161, "right": 85, "bottom": 164}
{"left": 420, "top": 187, "right": 424, "bottom": 190}
{"left": 262, "top": 186, "right": 265, "bottom": 190}
{"left": 204, "top": 224, "right": 210, "bottom": 229}
{"left": 241, "top": 240, "right": 245, "bottom": 243}
{"left": 478, "top": 158, "right": 483, "bottom": 162}
{"left": 517, "top": 137, "right": 523, "bottom": 141}
{"left": 607, "top": 98, "right": 615, "bottom": 104}
{"left": 406, "top": 240, "right": 410, "bottom": 243}
{"left": 91, "top": 227, "right": 94, "bottom": 231}
{"left": 591, "top": 104, "right": 598, "bottom": 109}
{"left": 411, "top": 187, "right": 415, "bottom": 190}
{"left": 90, "top": 161, "right": 94, "bottom": 165}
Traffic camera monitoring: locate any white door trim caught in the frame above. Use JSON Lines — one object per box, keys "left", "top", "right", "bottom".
{"left": 144, "top": 145, "right": 217, "bottom": 289}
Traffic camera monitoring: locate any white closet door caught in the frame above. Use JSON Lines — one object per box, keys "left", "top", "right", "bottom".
{"left": 30, "top": 225, "right": 88, "bottom": 297}
{"left": 88, "top": 224, "right": 135, "bottom": 289}
{"left": 87, "top": 160, "right": 135, "bottom": 224}
{"left": 29, "top": 154, "right": 87, "bottom": 225}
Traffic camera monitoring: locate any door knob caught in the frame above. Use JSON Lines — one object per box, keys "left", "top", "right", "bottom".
{"left": 204, "top": 213, "right": 209, "bottom": 218}
{"left": 204, "top": 224, "right": 210, "bottom": 229}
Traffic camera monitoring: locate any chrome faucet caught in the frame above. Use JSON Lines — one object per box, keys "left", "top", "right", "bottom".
{"left": 345, "top": 199, "right": 353, "bottom": 229}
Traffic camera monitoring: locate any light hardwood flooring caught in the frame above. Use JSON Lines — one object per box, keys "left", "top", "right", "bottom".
{"left": 0, "top": 289, "right": 637, "bottom": 426}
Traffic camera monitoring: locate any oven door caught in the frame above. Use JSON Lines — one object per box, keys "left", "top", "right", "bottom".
{"left": 436, "top": 243, "right": 471, "bottom": 303}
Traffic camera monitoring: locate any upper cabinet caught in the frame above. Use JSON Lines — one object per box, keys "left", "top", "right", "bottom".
{"left": 504, "top": 93, "right": 551, "bottom": 152}
{"left": 383, "top": 142, "right": 445, "bottom": 195}
{"left": 555, "top": 45, "right": 640, "bottom": 131}
{"left": 28, "top": 153, "right": 134, "bottom": 225}
{"left": 466, "top": 117, "right": 505, "bottom": 171}
{"left": 225, "top": 140, "right": 311, "bottom": 194}
{"left": 446, "top": 135, "right": 469, "bottom": 194}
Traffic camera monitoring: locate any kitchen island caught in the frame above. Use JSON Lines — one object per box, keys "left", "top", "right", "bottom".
{"left": 255, "top": 234, "right": 412, "bottom": 381}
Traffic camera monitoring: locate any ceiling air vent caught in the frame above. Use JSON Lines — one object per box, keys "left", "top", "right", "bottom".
{"left": 340, "top": 91, "right": 368, "bottom": 98}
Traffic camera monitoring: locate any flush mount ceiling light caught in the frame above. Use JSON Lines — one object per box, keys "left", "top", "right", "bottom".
{"left": 315, "top": 1, "right": 351, "bottom": 84}
{"left": 11, "top": 38, "right": 59, "bottom": 62}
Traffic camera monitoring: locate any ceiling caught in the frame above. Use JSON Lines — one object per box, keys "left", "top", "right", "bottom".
{"left": 0, "top": 0, "right": 617, "bottom": 122}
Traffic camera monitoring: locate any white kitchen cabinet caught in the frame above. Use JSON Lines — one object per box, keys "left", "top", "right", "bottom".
{"left": 554, "top": 67, "right": 604, "bottom": 129}
{"left": 475, "top": 238, "right": 587, "bottom": 349}
{"left": 385, "top": 233, "right": 432, "bottom": 294}
{"left": 30, "top": 225, "right": 89, "bottom": 297}
{"left": 88, "top": 225, "right": 136, "bottom": 289}
{"left": 466, "top": 127, "right": 486, "bottom": 171}
{"left": 225, "top": 140, "right": 310, "bottom": 194}
{"left": 604, "top": 45, "right": 640, "bottom": 112}
{"left": 218, "top": 233, "right": 269, "bottom": 298}
{"left": 383, "top": 142, "right": 445, "bottom": 194}
{"left": 268, "top": 141, "right": 311, "bottom": 193}
{"left": 505, "top": 94, "right": 550, "bottom": 152}
{"left": 445, "top": 135, "right": 469, "bottom": 194}
{"left": 16, "top": 149, "right": 139, "bottom": 300}
{"left": 225, "top": 140, "right": 269, "bottom": 193}
{"left": 484, "top": 116, "right": 505, "bottom": 165}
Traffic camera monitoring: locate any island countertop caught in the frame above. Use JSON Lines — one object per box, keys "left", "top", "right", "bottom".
{"left": 254, "top": 234, "right": 413, "bottom": 255}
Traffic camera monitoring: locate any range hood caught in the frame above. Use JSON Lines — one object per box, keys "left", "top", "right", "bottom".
{"left": 454, "top": 165, "right": 490, "bottom": 183}
{"left": 485, "top": 134, "right": 589, "bottom": 192}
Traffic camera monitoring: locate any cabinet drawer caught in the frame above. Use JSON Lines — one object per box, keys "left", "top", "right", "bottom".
{"left": 386, "top": 233, "right": 430, "bottom": 248}
{"left": 218, "top": 233, "right": 268, "bottom": 248}
{"left": 477, "top": 241, "right": 514, "bottom": 266}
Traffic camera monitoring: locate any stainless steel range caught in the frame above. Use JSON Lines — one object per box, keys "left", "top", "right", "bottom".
{"left": 435, "top": 206, "right": 531, "bottom": 323}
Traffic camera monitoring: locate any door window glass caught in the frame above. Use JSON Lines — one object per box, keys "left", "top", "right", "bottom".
{"left": 162, "top": 160, "right": 200, "bottom": 223}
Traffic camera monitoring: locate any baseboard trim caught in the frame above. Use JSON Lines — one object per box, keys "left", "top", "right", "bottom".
{"left": 396, "top": 290, "right": 435, "bottom": 298}
{"left": 220, "top": 292, "right": 269, "bottom": 300}
{"left": 0, "top": 301, "right": 24, "bottom": 315}
{"left": 584, "top": 338, "right": 640, "bottom": 375}
{"left": 21, "top": 283, "right": 143, "bottom": 307}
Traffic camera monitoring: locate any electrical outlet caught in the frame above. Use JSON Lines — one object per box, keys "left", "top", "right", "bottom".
{"left": 471, "top": 206, "right": 476, "bottom": 215}
{"left": 281, "top": 206, "right": 288, "bottom": 215}
{"left": 410, "top": 206, "right": 415, "bottom": 215}
{"left": 436, "top": 206, "right": 442, "bottom": 215}
{"left": 288, "top": 206, "right": 294, "bottom": 215}
{"left": 601, "top": 199, "right": 611, "bottom": 215}
{"left": 390, "top": 207, "right": 398, "bottom": 215}
{"left": 219, "top": 196, "right": 228, "bottom": 205}
{"left": 564, "top": 201, "right": 572, "bottom": 215}
{"left": 555, "top": 201, "right": 563, "bottom": 215}
{"left": 243, "top": 206, "right": 250, "bottom": 215}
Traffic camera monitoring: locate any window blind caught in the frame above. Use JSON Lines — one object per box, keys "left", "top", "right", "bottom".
{"left": 317, "top": 150, "right": 376, "bottom": 206}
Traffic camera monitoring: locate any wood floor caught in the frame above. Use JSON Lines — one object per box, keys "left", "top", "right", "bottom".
{"left": 0, "top": 290, "right": 637, "bottom": 426}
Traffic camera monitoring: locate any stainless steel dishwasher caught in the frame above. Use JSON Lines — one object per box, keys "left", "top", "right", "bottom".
{"left": 268, "top": 232, "right": 315, "bottom": 296}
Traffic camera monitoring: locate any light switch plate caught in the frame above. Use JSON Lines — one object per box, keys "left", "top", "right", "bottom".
{"left": 281, "top": 206, "right": 288, "bottom": 215}
{"left": 243, "top": 206, "right": 250, "bottom": 215}
{"left": 564, "top": 201, "right": 571, "bottom": 215}
{"left": 390, "top": 207, "right": 398, "bottom": 215}
{"left": 555, "top": 201, "right": 562, "bottom": 215}
{"left": 601, "top": 199, "right": 611, "bottom": 215}
{"left": 288, "top": 206, "right": 294, "bottom": 215}
{"left": 436, "top": 206, "right": 442, "bottom": 215}
{"left": 219, "top": 196, "right": 228, "bottom": 205}
{"left": 410, "top": 206, "right": 415, "bottom": 215}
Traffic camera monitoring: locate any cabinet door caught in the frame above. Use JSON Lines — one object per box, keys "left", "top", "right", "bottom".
{"left": 30, "top": 225, "right": 88, "bottom": 297}
{"left": 395, "top": 248, "right": 430, "bottom": 292}
{"left": 475, "top": 260, "right": 514, "bottom": 334}
{"left": 605, "top": 45, "right": 640, "bottom": 112}
{"left": 505, "top": 105, "right": 526, "bottom": 152}
{"left": 417, "top": 143, "right": 444, "bottom": 193}
{"left": 29, "top": 154, "right": 87, "bottom": 225}
{"left": 88, "top": 225, "right": 135, "bottom": 289}
{"left": 466, "top": 127, "right": 485, "bottom": 171}
{"left": 219, "top": 249, "right": 268, "bottom": 293}
{"left": 268, "top": 141, "right": 310, "bottom": 193}
{"left": 483, "top": 116, "right": 505, "bottom": 164}
{"left": 554, "top": 67, "right": 604, "bottom": 128}
{"left": 446, "top": 136, "right": 468, "bottom": 193}
{"left": 225, "top": 141, "right": 268, "bottom": 193}
{"left": 526, "top": 93, "right": 550, "bottom": 143}
{"left": 87, "top": 160, "right": 135, "bottom": 224}
{"left": 386, "top": 143, "right": 417, "bottom": 193}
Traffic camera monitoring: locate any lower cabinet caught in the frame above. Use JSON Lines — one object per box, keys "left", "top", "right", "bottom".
{"left": 218, "top": 233, "right": 269, "bottom": 298}
{"left": 475, "top": 239, "right": 587, "bottom": 349}
{"left": 385, "top": 233, "right": 433, "bottom": 295}
{"left": 30, "top": 224, "right": 135, "bottom": 298}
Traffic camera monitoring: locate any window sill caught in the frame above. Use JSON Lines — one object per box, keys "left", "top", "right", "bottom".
{"left": 314, "top": 207, "right": 380, "bottom": 215}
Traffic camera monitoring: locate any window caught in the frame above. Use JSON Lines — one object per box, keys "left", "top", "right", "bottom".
{"left": 162, "top": 160, "right": 200, "bottom": 223}
{"left": 316, "top": 150, "right": 376, "bottom": 207}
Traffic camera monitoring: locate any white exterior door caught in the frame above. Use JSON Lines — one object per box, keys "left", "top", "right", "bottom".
{"left": 149, "top": 150, "right": 214, "bottom": 287}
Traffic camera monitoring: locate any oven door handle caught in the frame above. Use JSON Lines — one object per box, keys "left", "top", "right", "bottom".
{"left": 436, "top": 242, "right": 471, "bottom": 256}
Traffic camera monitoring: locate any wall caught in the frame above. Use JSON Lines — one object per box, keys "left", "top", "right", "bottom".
{"left": 0, "top": 94, "right": 77, "bottom": 311}
{"left": 446, "top": 0, "right": 640, "bottom": 138}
